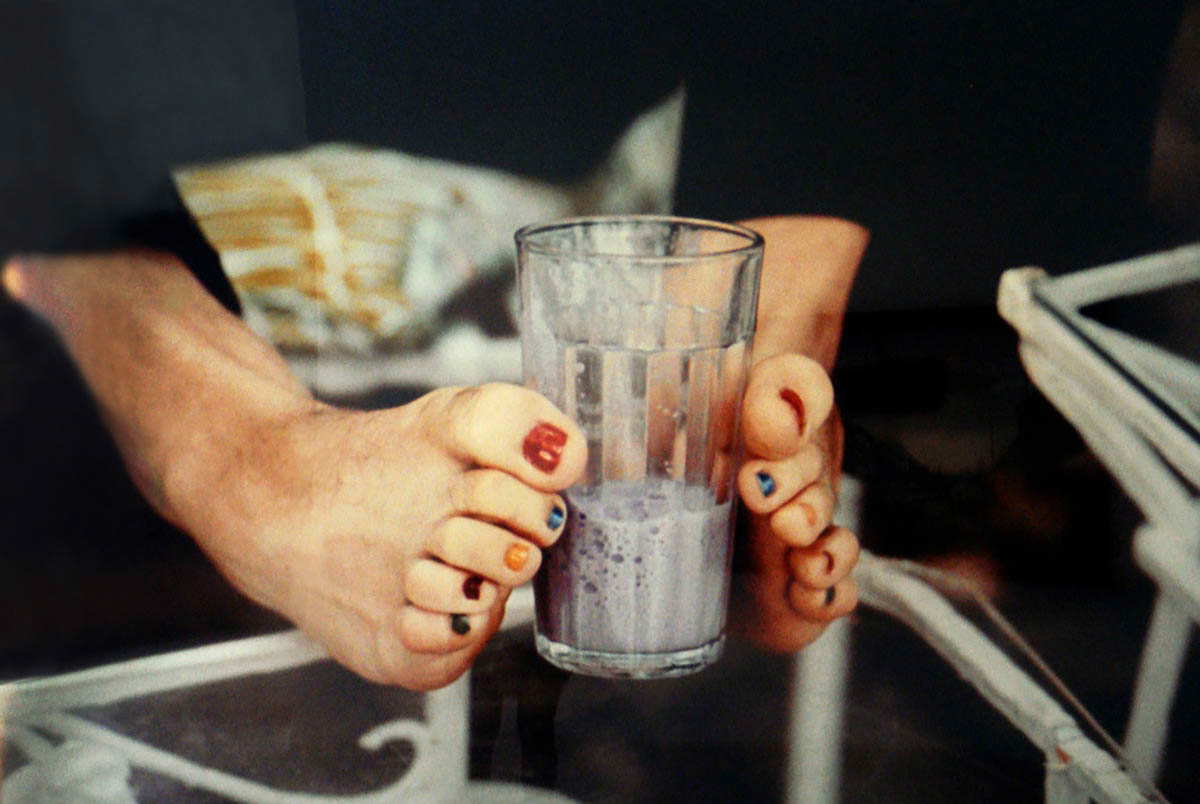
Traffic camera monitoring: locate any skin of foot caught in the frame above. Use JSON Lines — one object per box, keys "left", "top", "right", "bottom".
{"left": 7, "top": 212, "right": 867, "bottom": 685}
{"left": 728, "top": 216, "right": 869, "bottom": 653}
{"left": 733, "top": 353, "right": 860, "bottom": 652}
{"left": 5, "top": 252, "right": 586, "bottom": 691}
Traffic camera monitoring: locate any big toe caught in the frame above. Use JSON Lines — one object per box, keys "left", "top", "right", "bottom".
{"left": 741, "top": 354, "right": 833, "bottom": 461}
{"left": 421, "top": 383, "right": 587, "bottom": 489}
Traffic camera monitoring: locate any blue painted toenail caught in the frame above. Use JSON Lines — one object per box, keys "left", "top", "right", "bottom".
{"left": 547, "top": 505, "right": 565, "bottom": 530}
{"left": 756, "top": 471, "right": 776, "bottom": 497}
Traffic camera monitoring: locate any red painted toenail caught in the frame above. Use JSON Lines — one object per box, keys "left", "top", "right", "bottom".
{"left": 463, "top": 575, "right": 483, "bottom": 600}
{"left": 780, "top": 388, "right": 806, "bottom": 438}
{"left": 523, "top": 422, "right": 567, "bottom": 473}
{"left": 505, "top": 543, "right": 531, "bottom": 572}
{"left": 823, "top": 550, "right": 835, "bottom": 575}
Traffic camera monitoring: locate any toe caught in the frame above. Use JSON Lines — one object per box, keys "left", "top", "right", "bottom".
{"left": 426, "top": 383, "right": 587, "bottom": 490}
{"left": 429, "top": 516, "right": 544, "bottom": 586}
{"left": 449, "top": 469, "right": 568, "bottom": 547}
{"left": 770, "top": 484, "right": 836, "bottom": 546}
{"left": 787, "top": 526, "right": 860, "bottom": 587}
{"left": 405, "top": 558, "right": 498, "bottom": 612}
{"left": 395, "top": 605, "right": 492, "bottom": 654}
{"left": 368, "top": 592, "right": 510, "bottom": 690}
{"left": 741, "top": 353, "right": 833, "bottom": 460}
{"left": 788, "top": 577, "right": 858, "bottom": 622}
{"left": 737, "top": 443, "right": 824, "bottom": 514}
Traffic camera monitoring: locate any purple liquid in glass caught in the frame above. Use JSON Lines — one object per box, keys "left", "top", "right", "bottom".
{"left": 534, "top": 479, "right": 733, "bottom": 668}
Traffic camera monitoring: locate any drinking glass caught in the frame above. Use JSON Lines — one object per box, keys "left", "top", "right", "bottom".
{"left": 516, "top": 215, "right": 763, "bottom": 678}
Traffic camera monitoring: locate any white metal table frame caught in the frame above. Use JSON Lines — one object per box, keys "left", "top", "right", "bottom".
{"left": 0, "top": 593, "right": 569, "bottom": 803}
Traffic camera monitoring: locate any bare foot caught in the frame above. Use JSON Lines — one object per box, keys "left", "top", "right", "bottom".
{"left": 178, "top": 385, "right": 588, "bottom": 691}
{"left": 7, "top": 252, "right": 588, "bottom": 691}
{"left": 732, "top": 354, "right": 860, "bottom": 652}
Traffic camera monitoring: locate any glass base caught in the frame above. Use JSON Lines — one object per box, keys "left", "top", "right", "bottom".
{"left": 534, "top": 632, "right": 725, "bottom": 680}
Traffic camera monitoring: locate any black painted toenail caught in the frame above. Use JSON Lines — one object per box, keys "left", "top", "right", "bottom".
{"left": 756, "top": 471, "right": 776, "bottom": 497}
{"left": 450, "top": 613, "right": 471, "bottom": 635}
{"left": 547, "top": 505, "right": 565, "bottom": 530}
{"left": 824, "top": 586, "right": 836, "bottom": 606}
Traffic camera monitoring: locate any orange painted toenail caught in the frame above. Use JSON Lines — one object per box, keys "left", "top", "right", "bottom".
{"left": 505, "top": 543, "right": 531, "bottom": 572}
{"left": 523, "top": 422, "right": 567, "bottom": 473}
{"left": 799, "top": 502, "right": 818, "bottom": 528}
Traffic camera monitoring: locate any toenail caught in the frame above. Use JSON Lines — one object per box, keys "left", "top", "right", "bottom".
{"left": 505, "top": 543, "right": 531, "bottom": 572}
{"left": 523, "top": 422, "right": 567, "bottom": 473}
{"left": 450, "top": 613, "right": 471, "bottom": 635}
{"left": 462, "top": 575, "right": 483, "bottom": 600}
{"left": 823, "top": 550, "right": 834, "bottom": 575}
{"left": 756, "top": 471, "right": 776, "bottom": 497}
{"left": 547, "top": 505, "right": 565, "bottom": 530}
{"left": 780, "top": 388, "right": 807, "bottom": 438}
{"left": 824, "top": 586, "right": 836, "bottom": 606}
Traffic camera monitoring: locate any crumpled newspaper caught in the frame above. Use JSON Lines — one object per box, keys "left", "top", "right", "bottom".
{"left": 173, "top": 89, "right": 683, "bottom": 357}
{"left": 174, "top": 143, "right": 571, "bottom": 353}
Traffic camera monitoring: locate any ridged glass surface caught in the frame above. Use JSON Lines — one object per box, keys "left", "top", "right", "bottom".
{"left": 518, "top": 216, "right": 761, "bottom": 678}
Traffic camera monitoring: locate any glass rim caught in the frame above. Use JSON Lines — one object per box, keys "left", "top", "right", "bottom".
{"left": 514, "top": 214, "right": 764, "bottom": 262}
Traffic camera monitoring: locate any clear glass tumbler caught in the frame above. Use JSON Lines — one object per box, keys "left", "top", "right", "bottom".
{"left": 516, "top": 215, "right": 763, "bottom": 678}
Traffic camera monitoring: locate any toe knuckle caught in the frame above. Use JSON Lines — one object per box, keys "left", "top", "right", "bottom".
{"left": 443, "top": 387, "right": 484, "bottom": 445}
{"left": 448, "top": 472, "right": 475, "bottom": 511}
{"left": 476, "top": 382, "right": 527, "bottom": 412}
{"left": 461, "top": 469, "right": 497, "bottom": 508}
{"left": 483, "top": 470, "right": 518, "bottom": 504}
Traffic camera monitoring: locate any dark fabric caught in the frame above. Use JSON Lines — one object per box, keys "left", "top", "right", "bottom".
{"left": 671, "top": 0, "right": 1186, "bottom": 310}
{"left": 3, "top": 1, "right": 1185, "bottom": 312}
{"left": 294, "top": 0, "right": 682, "bottom": 184}
{"left": 1, "top": 0, "right": 306, "bottom": 309}
{"left": 296, "top": 0, "right": 1185, "bottom": 309}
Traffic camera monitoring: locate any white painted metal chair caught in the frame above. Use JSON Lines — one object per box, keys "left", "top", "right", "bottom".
{"left": 1001, "top": 247, "right": 1200, "bottom": 793}
{"left": 788, "top": 245, "right": 1199, "bottom": 803}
